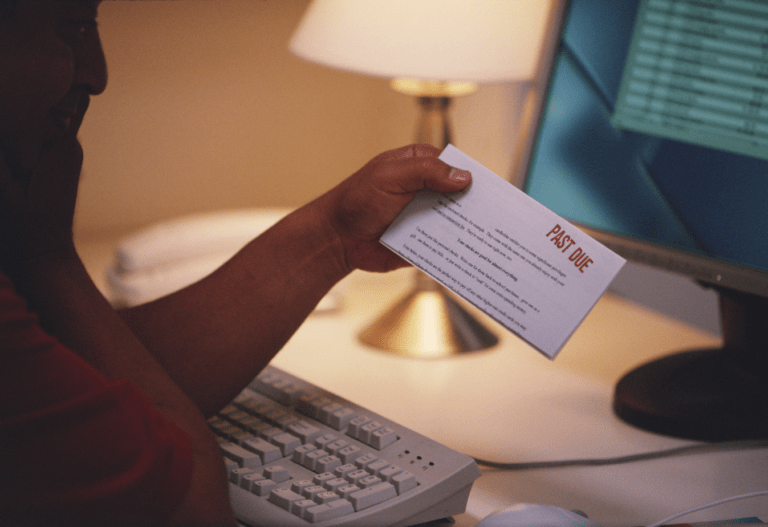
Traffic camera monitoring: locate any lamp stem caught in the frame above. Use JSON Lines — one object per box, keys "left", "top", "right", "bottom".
{"left": 416, "top": 97, "right": 453, "bottom": 148}
{"left": 358, "top": 93, "right": 498, "bottom": 358}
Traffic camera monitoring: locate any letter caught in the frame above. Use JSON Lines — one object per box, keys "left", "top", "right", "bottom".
{"left": 569, "top": 247, "right": 583, "bottom": 262}
{"left": 569, "top": 248, "right": 592, "bottom": 270}
{"left": 578, "top": 257, "right": 593, "bottom": 273}
{"left": 573, "top": 253, "right": 589, "bottom": 267}
{"left": 552, "top": 230, "right": 565, "bottom": 248}
{"left": 546, "top": 224, "right": 562, "bottom": 238}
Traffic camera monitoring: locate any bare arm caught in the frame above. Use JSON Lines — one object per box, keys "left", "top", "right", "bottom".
{"left": 118, "top": 145, "right": 472, "bottom": 417}
{"left": 1, "top": 135, "right": 469, "bottom": 525}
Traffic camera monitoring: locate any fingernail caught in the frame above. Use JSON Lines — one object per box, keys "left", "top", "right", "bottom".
{"left": 449, "top": 168, "right": 471, "bottom": 182}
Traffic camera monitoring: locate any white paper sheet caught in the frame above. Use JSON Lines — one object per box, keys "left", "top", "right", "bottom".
{"left": 380, "top": 145, "right": 626, "bottom": 358}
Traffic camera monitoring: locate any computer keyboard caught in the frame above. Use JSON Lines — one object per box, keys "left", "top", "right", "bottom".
{"left": 208, "top": 365, "right": 482, "bottom": 527}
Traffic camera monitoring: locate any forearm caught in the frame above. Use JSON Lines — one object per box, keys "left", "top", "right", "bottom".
{"left": 118, "top": 200, "right": 352, "bottom": 417}
{"left": 117, "top": 144, "right": 470, "bottom": 418}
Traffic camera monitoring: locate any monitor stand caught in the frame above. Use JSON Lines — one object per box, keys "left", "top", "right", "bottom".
{"left": 613, "top": 286, "right": 768, "bottom": 441}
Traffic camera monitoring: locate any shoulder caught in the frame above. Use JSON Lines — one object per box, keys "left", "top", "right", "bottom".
{"left": 0, "top": 270, "right": 194, "bottom": 525}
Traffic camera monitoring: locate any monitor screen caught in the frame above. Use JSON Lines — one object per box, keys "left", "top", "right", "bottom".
{"left": 523, "top": 0, "right": 768, "bottom": 297}
{"left": 519, "top": 0, "right": 768, "bottom": 440}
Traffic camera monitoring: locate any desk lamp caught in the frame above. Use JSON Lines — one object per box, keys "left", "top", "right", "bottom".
{"left": 290, "top": 0, "right": 549, "bottom": 358}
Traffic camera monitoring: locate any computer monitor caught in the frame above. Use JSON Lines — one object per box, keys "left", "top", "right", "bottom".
{"left": 517, "top": 0, "right": 768, "bottom": 441}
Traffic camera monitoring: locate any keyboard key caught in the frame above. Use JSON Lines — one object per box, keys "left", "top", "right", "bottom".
{"left": 275, "top": 383, "right": 303, "bottom": 407}
{"left": 274, "top": 413, "right": 300, "bottom": 429}
{"left": 263, "top": 465, "right": 291, "bottom": 483}
{"left": 250, "top": 402, "right": 277, "bottom": 418}
{"left": 316, "top": 402, "right": 343, "bottom": 424}
{"left": 349, "top": 482, "right": 397, "bottom": 511}
{"left": 359, "top": 421, "right": 384, "bottom": 444}
{"left": 305, "top": 499, "right": 355, "bottom": 523}
{"left": 235, "top": 396, "right": 268, "bottom": 415}
{"left": 224, "top": 409, "right": 250, "bottom": 423}
{"left": 242, "top": 437, "right": 282, "bottom": 464}
{"left": 258, "top": 426, "right": 284, "bottom": 441}
{"left": 316, "top": 455, "right": 342, "bottom": 473}
{"left": 232, "top": 413, "right": 261, "bottom": 429}
{"left": 269, "top": 488, "right": 304, "bottom": 511}
{"left": 292, "top": 499, "right": 318, "bottom": 517}
{"left": 262, "top": 407, "right": 288, "bottom": 425}
{"left": 345, "top": 469, "right": 370, "bottom": 486}
{"left": 229, "top": 428, "right": 253, "bottom": 444}
{"left": 208, "top": 416, "right": 229, "bottom": 431}
{"left": 391, "top": 471, "right": 418, "bottom": 494}
{"left": 325, "top": 439, "right": 349, "bottom": 455}
{"left": 263, "top": 377, "right": 303, "bottom": 406}
{"left": 219, "top": 442, "right": 262, "bottom": 469}
{"left": 333, "top": 463, "right": 358, "bottom": 479}
{"left": 230, "top": 467, "right": 256, "bottom": 485}
{"left": 378, "top": 465, "right": 403, "bottom": 481}
{"left": 241, "top": 472, "right": 266, "bottom": 492}
{"left": 253, "top": 370, "right": 280, "bottom": 387}
{"left": 336, "top": 445, "right": 361, "bottom": 464}
{"left": 313, "top": 472, "right": 337, "bottom": 486}
{"left": 252, "top": 478, "right": 278, "bottom": 497}
{"left": 223, "top": 457, "right": 239, "bottom": 474}
{"left": 297, "top": 394, "right": 332, "bottom": 419}
{"left": 355, "top": 452, "right": 379, "bottom": 469}
{"left": 291, "top": 479, "right": 316, "bottom": 495}
{"left": 239, "top": 418, "right": 271, "bottom": 436}
{"left": 216, "top": 423, "right": 245, "bottom": 441}
{"left": 232, "top": 388, "right": 258, "bottom": 405}
{"left": 292, "top": 444, "right": 317, "bottom": 465}
{"left": 287, "top": 421, "right": 322, "bottom": 444}
{"left": 315, "top": 491, "right": 340, "bottom": 504}
{"left": 367, "top": 459, "right": 391, "bottom": 476}
{"left": 323, "top": 477, "right": 348, "bottom": 493}
{"left": 314, "top": 433, "right": 338, "bottom": 449}
{"left": 370, "top": 427, "right": 399, "bottom": 450}
{"left": 271, "top": 432, "right": 301, "bottom": 456}
{"left": 219, "top": 404, "right": 240, "bottom": 416}
{"left": 328, "top": 407, "right": 356, "bottom": 431}
{"left": 302, "top": 449, "right": 330, "bottom": 471}
{"left": 359, "top": 475, "right": 383, "bottom": 489}
{"left": 336, "top": 484, "right": 361, "bottom": 500}
{"left": 346, "top": 416, "right": 371, "bottom": 439}
{"left": 302, "top": 485, "right": 326, "bottom": 501}
{"left": 253, "top": 372, "right": 303, "bottom": 405}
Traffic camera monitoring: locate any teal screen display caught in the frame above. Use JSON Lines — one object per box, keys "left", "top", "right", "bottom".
{"left": 524, "top": 0, "right": 768, "bottom": 275}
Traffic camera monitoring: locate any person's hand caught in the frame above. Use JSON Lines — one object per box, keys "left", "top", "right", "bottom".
{"left": 0, "top": 101, "right": 87, "bottom": 272}
{"left": 315, "top": 144, "right": 472, "bottom": 274}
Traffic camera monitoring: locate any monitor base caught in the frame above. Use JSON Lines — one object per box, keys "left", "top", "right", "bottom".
{"left": 613, "top": 287, "right": 768, "bottom": 441}
{"left": 614, "top": 348, "right": 768, "bottom": 441}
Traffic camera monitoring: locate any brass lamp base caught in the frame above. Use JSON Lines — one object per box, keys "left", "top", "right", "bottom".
{"left": 359, "top": 271, "right": 498, "bottom": 358}
{"left": 359, "top": 86, "right": 498, "bottom": 358}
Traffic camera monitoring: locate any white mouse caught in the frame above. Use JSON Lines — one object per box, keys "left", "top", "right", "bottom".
{"left": 476, "top": 503, "right": 601, "bottom": 527}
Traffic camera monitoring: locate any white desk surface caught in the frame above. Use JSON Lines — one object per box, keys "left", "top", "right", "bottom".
{"left": 78, "top": 235, "right": 768, "bottom": 527}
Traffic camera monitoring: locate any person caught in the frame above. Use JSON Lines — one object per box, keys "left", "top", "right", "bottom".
{"left": 0, "top": 1, "right": 473, "bottom": 525}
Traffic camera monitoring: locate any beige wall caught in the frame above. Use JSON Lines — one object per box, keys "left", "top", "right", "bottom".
{"left": 75, "top": 0, "right": 540, "bottom": 237}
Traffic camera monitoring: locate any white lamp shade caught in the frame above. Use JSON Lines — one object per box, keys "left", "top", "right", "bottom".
{"left": 289, "top": 0, "right": 551, "bottom": 83}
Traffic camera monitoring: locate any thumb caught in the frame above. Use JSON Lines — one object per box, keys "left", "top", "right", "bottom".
{"left": 368, "top": 145, "right": 472, "bottom": 197}
{"left": 385, "top": 157, "right": 472, "bottom": 197}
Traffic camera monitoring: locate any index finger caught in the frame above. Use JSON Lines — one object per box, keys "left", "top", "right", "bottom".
{"left": 369, "top": 144, "right": 443, "bottom": 163}
{"left": 367, "top": 151, "right": 472, "bottom": 197}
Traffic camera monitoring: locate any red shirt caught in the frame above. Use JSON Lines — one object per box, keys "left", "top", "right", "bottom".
{"left": 0, "top": 271, "right": 194, "bottom": 526}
